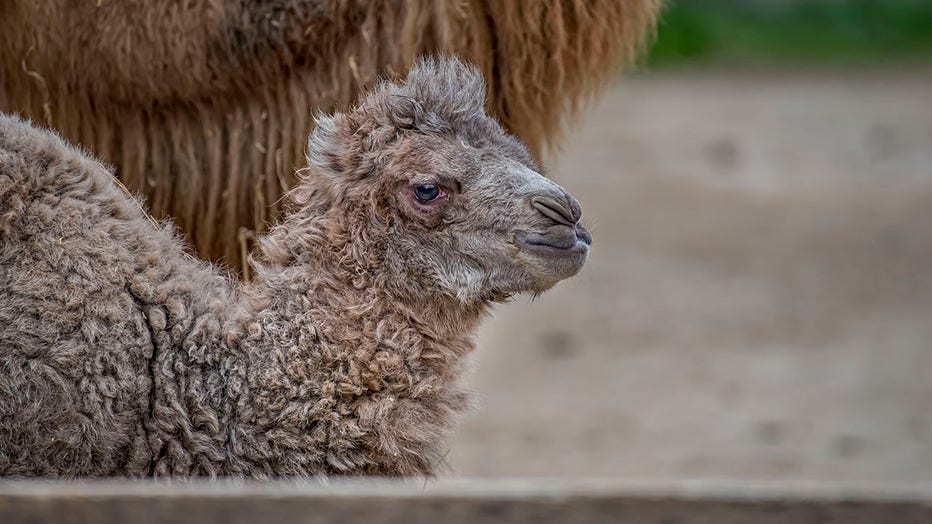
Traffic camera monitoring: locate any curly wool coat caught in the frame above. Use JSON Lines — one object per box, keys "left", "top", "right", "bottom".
{"left": 0, "top": 60, "right": 560, "bottom": 477}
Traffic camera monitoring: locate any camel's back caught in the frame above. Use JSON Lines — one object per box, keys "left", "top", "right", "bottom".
{"left": 0, "top": 115, "right": 200, "bottom": 476}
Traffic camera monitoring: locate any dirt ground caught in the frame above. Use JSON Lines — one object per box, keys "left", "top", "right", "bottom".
{"left": 447, "top": 68, "right": 932, "bottom": 481}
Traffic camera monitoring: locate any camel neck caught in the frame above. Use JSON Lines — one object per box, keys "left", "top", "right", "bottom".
{"left": 226, "top": 241, "right": 486, "bottom": 474}
{"left": 241, "top": 259, "right": 486, "bottom": 360}
{"left": 245, "top": 202, "right": 490, "bottom": 351}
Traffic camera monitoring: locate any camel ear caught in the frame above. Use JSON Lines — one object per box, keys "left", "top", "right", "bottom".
{"left": 306, "top": 113, "right": 356, "bottom": 178}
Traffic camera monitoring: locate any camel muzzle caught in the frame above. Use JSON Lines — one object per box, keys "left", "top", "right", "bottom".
{"left": 516, "top": 190, "right": 592, "bottom": 268}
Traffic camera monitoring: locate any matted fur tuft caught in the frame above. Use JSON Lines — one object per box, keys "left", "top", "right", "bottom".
{"left": 402, "top": 56, "right": 488, "bottom": 119}
{"left": 0, "top": 0, "right": 660, "bottom": 270}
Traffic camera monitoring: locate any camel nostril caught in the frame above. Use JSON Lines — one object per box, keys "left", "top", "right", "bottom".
{"left": 566, "top": 196, "right": 582, "bottom": 223}
{"left": 531, "top": 195, "right": 580, "bottom": 226}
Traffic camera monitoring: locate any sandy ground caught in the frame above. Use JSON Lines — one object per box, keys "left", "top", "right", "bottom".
{"left": 447, "top": 68, "right": 932, "bottom": 481}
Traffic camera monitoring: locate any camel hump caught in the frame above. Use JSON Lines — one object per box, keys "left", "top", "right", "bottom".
{"left": 0, "top": 113, "right": 155, "bottom": 239}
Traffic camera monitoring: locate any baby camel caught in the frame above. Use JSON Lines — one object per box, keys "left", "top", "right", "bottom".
{"left": 0, "top": 58, "right": 591, "bottom": 478}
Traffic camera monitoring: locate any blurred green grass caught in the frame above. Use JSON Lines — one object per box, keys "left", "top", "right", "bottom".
{"left": 648, "top": 0, "right": 932, "bottom": 66}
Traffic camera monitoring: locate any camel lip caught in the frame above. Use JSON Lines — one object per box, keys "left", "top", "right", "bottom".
{"left": 576, "top": 225, "right": 593, "bottom": 245}
{"left": 518, "top": 240, "right": 590, "bottom": 258}
{"left": 515, "top": 230, "right": 591, "bottom": 258}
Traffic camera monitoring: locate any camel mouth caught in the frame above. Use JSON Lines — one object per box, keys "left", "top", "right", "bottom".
{"left": 518, "top": 237, "right": 590, "bottom": 257}
{"left": 516, "top": 225, "right": 592, "bottom": 259}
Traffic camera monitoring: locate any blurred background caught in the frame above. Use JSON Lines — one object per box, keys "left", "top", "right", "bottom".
{"left": 449, "top": 0, "right": 932, "bottom": 481}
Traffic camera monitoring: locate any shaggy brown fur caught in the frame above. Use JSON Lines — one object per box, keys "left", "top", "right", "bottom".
{"left": 0, "top": 58, "right": 591, "bottom": 477}
{"left": 0, "top": 0, "right": 658, "bottom": 270}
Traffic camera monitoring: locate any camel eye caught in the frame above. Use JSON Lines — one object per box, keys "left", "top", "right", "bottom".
{"left": 413, "top": 184, "right": 441, "bottom": 203}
